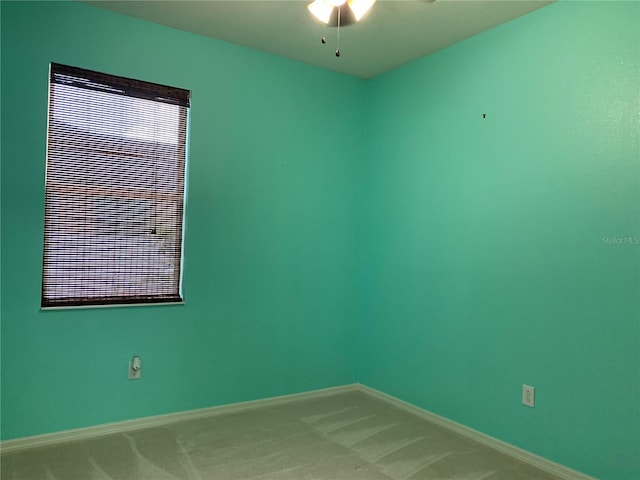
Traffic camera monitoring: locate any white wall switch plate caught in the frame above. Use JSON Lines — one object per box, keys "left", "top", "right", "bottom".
{"left": 522, "top": 384, "right": 535, "bottom": 408}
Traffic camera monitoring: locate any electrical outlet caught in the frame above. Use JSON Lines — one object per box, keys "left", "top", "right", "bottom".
{"left": 128, "top": 356, "right": 141, "bottom": 380}
{"left": 522, "top": 384, "right": 535, "bottom": 408}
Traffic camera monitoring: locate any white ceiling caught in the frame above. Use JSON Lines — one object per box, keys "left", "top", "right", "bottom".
{"left": 86, "top": 0, "right": 552, "bottom": 79}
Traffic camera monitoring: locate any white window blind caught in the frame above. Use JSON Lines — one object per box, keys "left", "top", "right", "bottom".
{"left": 42, "top": 63, "right": 190, "bottom": 308}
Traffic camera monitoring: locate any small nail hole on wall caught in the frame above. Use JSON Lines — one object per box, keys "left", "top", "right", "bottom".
{"left": 482, "top": 113, "right": 486, "bottom": 119}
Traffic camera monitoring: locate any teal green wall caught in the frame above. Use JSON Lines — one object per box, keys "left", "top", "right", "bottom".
{"left": 1, "top": 1, "right": 363, "bottom": 440}
{"left": 357, "top": 2, "right": 639, "bottom": 480}
{"left": 2, "top": 2, "right": 639, "bottom": 480}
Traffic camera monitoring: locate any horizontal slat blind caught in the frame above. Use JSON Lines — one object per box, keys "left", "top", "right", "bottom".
{"left": 42, "top": 64, "right": 190, "bottom": 307}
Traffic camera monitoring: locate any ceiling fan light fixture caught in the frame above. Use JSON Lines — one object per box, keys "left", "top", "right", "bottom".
{"left": 308, "top": 0, "right": 375, "bottom": 24}
{"left": 308, "top": 0, "right": 333, "bottom": 23}
{"left": 348, "top": 0, "right": 375, "bottom": 21}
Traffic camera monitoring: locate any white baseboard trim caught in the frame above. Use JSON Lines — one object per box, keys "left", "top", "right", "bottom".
{"left": 355, "top": 384, "right": 597, "bottom": 480}
{"left": 0, "top": 382, "right": 598, "bottom": 480}
{"left": 0, "top": 384, "right": 358, "bottom": 454}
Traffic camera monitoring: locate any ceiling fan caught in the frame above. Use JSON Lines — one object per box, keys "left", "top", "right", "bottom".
{"left": 307, "top": 0, "right": 376, "bottom": 26}
{"left": 307, "top": 0, "right": 376, "bottom": 56}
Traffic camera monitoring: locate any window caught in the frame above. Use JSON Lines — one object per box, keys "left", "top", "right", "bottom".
{"left": 42, "top": 63, "right": 190, "bottom": 308}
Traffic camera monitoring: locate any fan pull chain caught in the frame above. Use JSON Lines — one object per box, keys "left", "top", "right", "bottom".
{"left": 335, "top": 6, "right": 341, "bottom": 57}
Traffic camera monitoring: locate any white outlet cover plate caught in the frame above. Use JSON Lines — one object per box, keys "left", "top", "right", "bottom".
{"left": 128, "top": 361, "right": 141, "bottom": 380}
{"left": 522, "top": 384, "right": 535, "bottom": 408}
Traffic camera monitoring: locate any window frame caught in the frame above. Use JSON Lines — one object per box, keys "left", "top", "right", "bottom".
{"left": 41, "top": 63, "right": 190, "bottom": 309}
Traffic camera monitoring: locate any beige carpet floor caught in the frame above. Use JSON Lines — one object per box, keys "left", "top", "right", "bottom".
{"left": 1, "top": 390, "right": 562, "bottom": 480}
